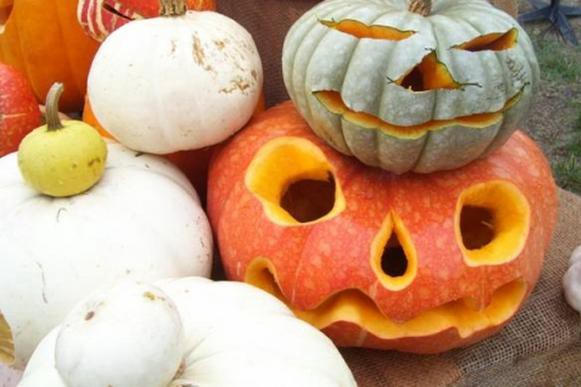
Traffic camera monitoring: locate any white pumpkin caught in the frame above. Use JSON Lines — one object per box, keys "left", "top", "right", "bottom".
{"left": 0, "top": 143, "right": 213, "bottom": 367}
{"left": 87, "top": 4, "right": 263, "bottom": 154}
{"left": 563, "top": 246, "right": 581, "bottom": 314}
{"left": 18, "top": 278, "right": 357, "bottom": 387}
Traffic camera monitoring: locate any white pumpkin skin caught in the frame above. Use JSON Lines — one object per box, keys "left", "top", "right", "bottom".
{"left": 283, "top": 0, "right": 539, "bottom": 173}
{"left": 19, "top": 278, "right": 357, "bottom": 387}
{"left": 563, "top": 246, "right": 581, "bottom": 314}
{"left": 87, "top": 11, "right": 263, "bottom": 154}
{"left": 55, "top": 282, "right": 184, "bottom": 387}
{"left": 0, "top": 143, "right": 212, "bottom": 366}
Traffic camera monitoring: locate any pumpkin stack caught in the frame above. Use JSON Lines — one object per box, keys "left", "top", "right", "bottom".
{"left": 1, "top": 2, "right": 365, "bottom": 385}
{"left": 207, "top": 0, "right": 559, "bottom": 354}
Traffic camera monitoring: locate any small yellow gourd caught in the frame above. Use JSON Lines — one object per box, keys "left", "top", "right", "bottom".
{"left": 18, "top": 83, "right": 107, "bottom": 197}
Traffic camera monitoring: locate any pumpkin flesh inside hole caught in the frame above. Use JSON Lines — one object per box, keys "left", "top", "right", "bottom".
{"left": 0, "top": 312, "right": 15, "bottom": 365}
{"left": 453, "top": 28, "right": 518, "bottom": 52}
{"left": 456, "top": 181, "right": 530, "bottom": 266}
{"left": 320, "top": 19, "right": 415, "bottom": 41}
{"left": 315, "top": 88, "right": 523, "bottom": 139}
{"left": 245, "top": 137, "right": 345, "bottom": 226}
{"left": 397, "top": 52, "right": 461, "bottom": 91}
{"left": 245, "top": 258, "right": 527, "bottom": 340}
{"left": 461, "top": 206, "right": 495, "bottom": 250}
{"left": 382, "top": 236, "right": 408, "bottom": 277}
{"left": 371, "top": 213, "right": 417, "bottom": 291}
{"left": 280, "top": 176, "right": 336, "bottom": 223}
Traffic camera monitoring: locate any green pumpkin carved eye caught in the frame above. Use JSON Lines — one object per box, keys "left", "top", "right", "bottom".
{"left": 319, "top": 18, "right": 415, "bottom": 41}
{"left": 452, "top": 28, "right": 518, "bottom": 52}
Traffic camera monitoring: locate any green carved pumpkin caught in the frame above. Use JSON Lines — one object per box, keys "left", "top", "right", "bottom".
{"left": 282, "top": 0, "right": 539, "bottom": 173}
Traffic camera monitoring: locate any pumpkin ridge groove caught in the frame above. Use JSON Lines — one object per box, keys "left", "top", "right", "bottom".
{"left": 302, "top": 4, "right": 363, "bottom": 148}
{"left": 334, "top": 9, "right": 399, "bottom": 154}
{"left": 298, "top": 3, "right": 360, "bottom": 93}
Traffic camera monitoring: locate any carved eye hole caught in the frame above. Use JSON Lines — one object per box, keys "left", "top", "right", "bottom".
{"left": 456, "top": 181, "right": 530, "bottom": 267}
{"left": 452, "top": 28, "right": 518, "bottom": 52}
{"left": 0, "top": 2, "right": 14, "bottom": 33}
{"left": 245, "top": 137, "right": 346, "bottom": 226}
{"left": 320, "top": 19, "right": 415, "bottom": 41}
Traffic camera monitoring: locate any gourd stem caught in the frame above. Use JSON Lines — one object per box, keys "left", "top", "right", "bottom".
{"left": 409, "top": 0, "right": 432, "bottom": 16}
{"left": 46, "top": 83, "right": 64, "bottom": 131}
{"left": 160, "top": 0, "right": 186, "bottom": 16}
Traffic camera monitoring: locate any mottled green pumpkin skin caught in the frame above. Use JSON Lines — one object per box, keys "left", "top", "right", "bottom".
{"left": 283, "top": 0, "right": 539, "bottom": 173}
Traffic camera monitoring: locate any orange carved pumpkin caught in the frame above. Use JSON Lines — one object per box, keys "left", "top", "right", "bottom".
{"left": 0, "top": 0, "right": 99, "bottom": 112}
{"left": 207, "top": 101, "right": 558, "bottom": 354}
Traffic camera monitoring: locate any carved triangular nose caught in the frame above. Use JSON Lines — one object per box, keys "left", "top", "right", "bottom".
{"left": 371, "top": 212, "right": 418, "bottom": 292}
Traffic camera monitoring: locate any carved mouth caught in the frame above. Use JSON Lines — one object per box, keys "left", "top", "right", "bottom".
{"left": 314, "top": 88, "right": 523, "bottom": 139}
{"left": 245, "top": 258, "right": 527, "bottom": 341}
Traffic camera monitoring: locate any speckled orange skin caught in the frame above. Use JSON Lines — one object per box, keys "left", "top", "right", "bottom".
{"left": 0, "top": 63, "right": 41, "bottom": 157}
{"left": 0, "top": 0, "right": 99, "bottom": 112}
{"left": 208, "top": 102, "right": 558, "bottom": 353}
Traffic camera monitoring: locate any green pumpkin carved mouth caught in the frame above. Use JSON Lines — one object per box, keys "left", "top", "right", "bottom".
{"left": 314, "top": 88, "right": 523, "bottom": 139}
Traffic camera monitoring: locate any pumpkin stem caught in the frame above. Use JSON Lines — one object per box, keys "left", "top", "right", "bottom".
{"left": 160, "top": 0, "right": 186, "bottom": 16}
{"left": 46, "top": 83, "right": 65, "bottom": 131}
{"left": 408, "top": 0, "right": 432, "bottom": 16}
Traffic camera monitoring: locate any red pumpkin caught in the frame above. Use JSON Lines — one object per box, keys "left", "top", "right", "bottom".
{"left": 78, "top": 0, "right": 216, "bottom": 42}
{"left": 0, "top": 63, "right": 41, "bottom": 157}
{"left": 207, "top": 102, "right": 558, "bottom": 354}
